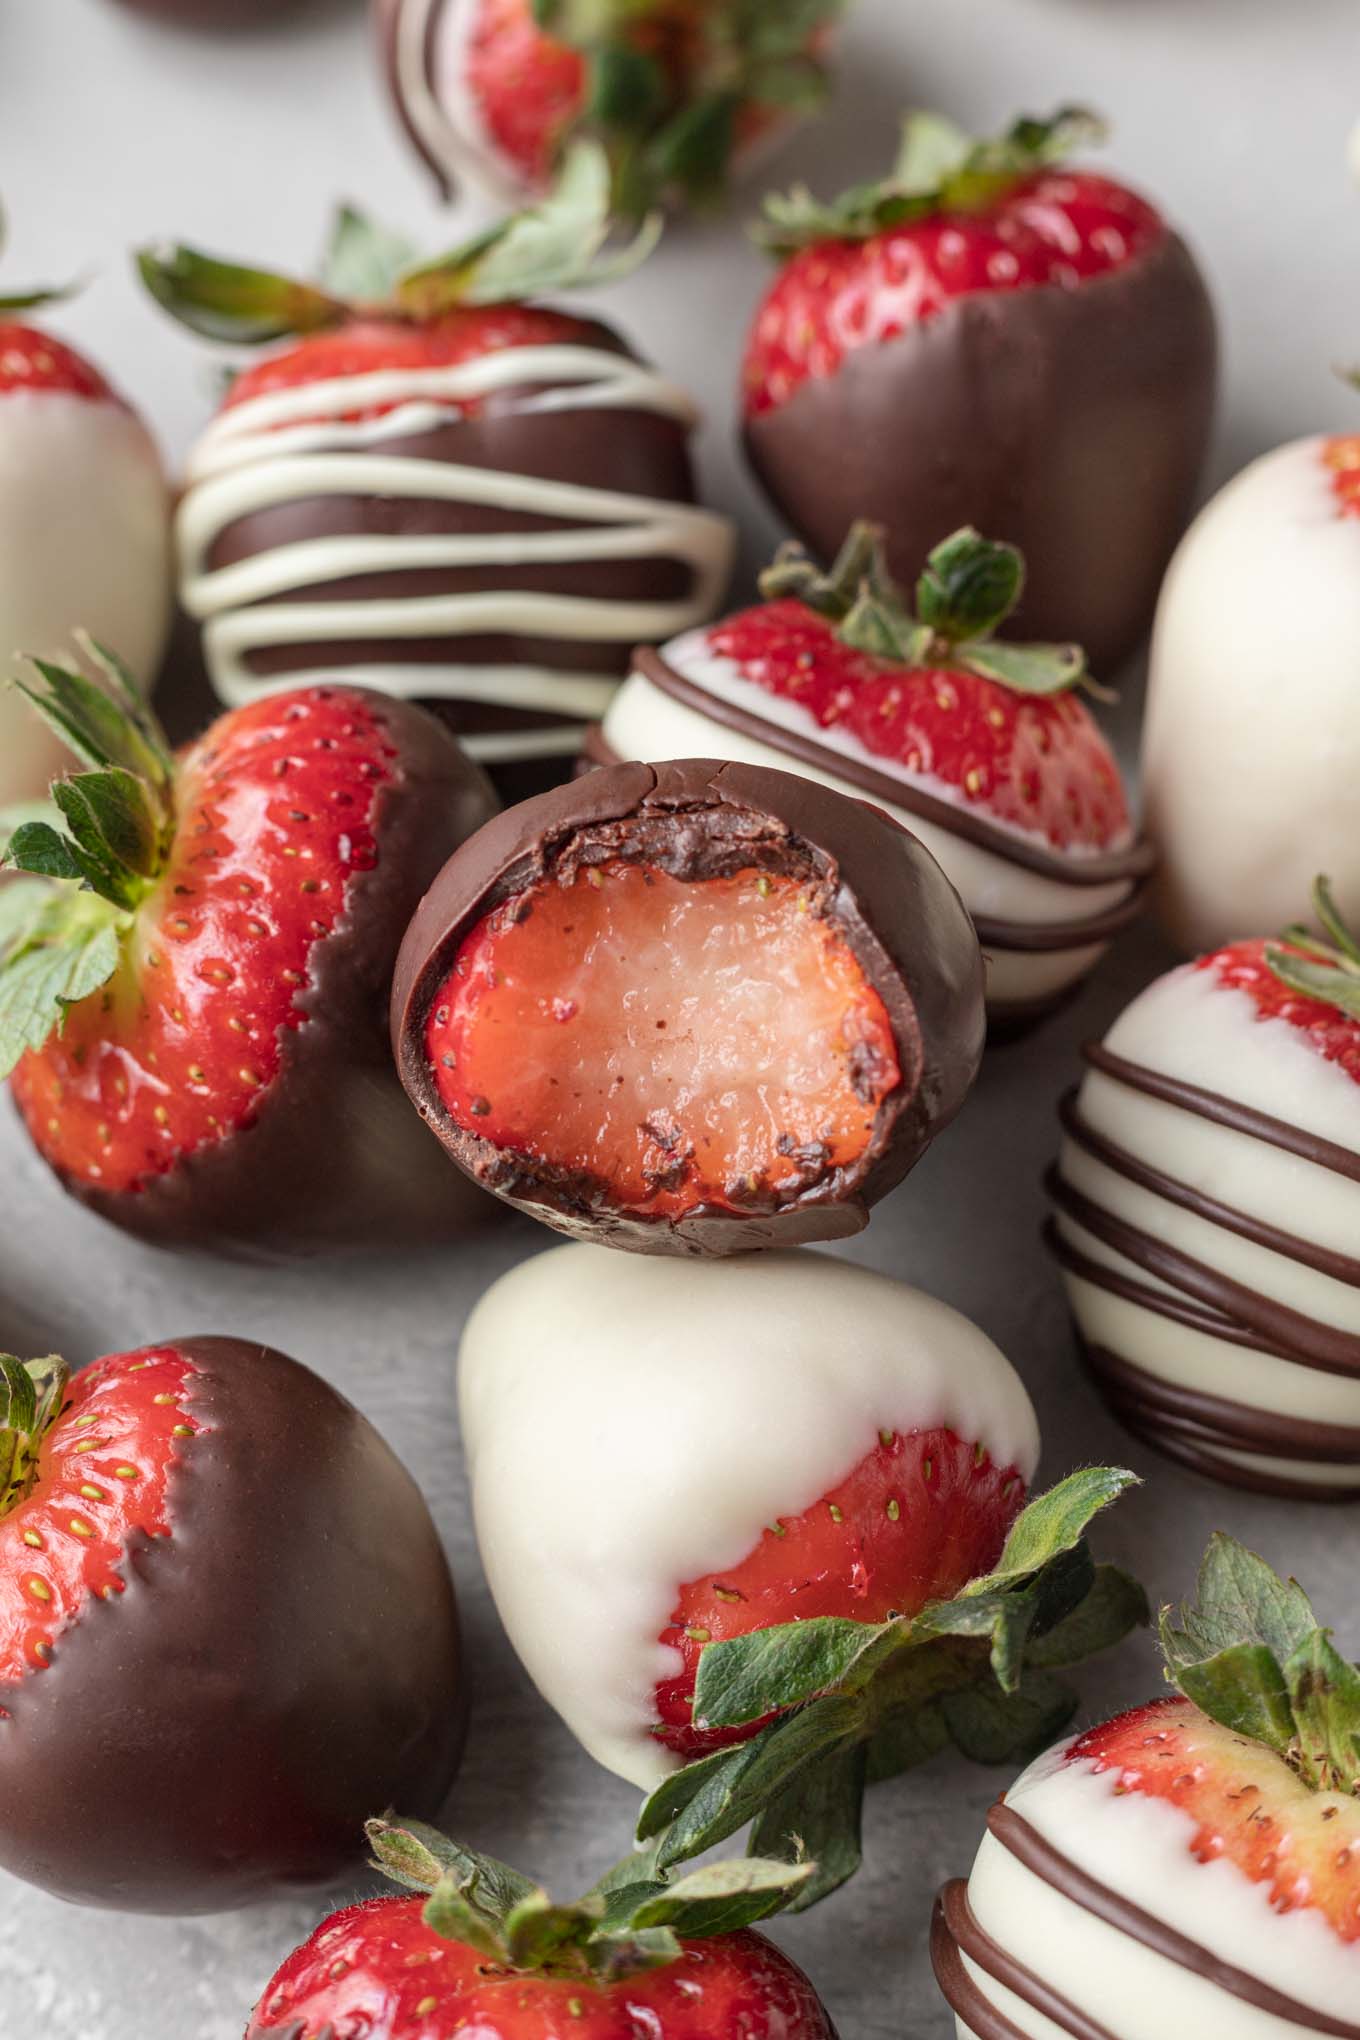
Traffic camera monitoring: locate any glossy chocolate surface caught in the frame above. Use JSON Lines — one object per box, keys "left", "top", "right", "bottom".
{"left": 0, "top": 1336, "right": 465, "bottom": 1913}
{"left": 391, "top": 758, "right": 985, "bottom": 1253}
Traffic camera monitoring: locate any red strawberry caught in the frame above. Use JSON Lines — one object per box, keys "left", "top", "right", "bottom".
{"left": 934, "top": 1535, "right": 1360, "bottom": 2035}
{"left": 0, "top": 1337, "right": 463, "bottom": 1910}
{"left": 0, "top": 322, "right": 113, "bottom": 401}
{"left": 375, "top": 0, "right": 843, "bottom": 215}
{"left": 1199, "top": 886, "right": 1360, "bottom": 1086}
{"left": 741, "top": 107, "right": 1217, "bottom": 671}
{"left": 249, "top": 1820, "right": 835, "bottom": 2039}
{"left": 0, "top": 648, "right": 495, "bottom": 1253}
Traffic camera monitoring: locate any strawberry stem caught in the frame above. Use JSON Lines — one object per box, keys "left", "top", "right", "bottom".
{"left": 0, "top": 1354, "right": 69, "bottom": 1519}
{"left": 1265, "top": 877, "right": 1360, "bottom": 1021}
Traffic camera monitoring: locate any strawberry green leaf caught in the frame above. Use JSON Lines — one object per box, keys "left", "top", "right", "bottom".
{"left": 588, "top": 43, "right": 666, "bottom": 129}
{"left": 0, "top": 891, "right": 123, "bottom": 1078}
{"left": 865, "top": 1696, "right": 951, "bottom": 1784}
{"left": 137, "top": 241, "right": 345, "bottom": 344}
{"left": 0, "top": 1353, "right": 69, "bottom": 1518}
{"left": 1024, "top": 1563, "right": 1150, "bottom": 1669}
{"left": 18, "top": 647, "right": 172, "bottom": 797}
{"left": 422, "top": 1876, "right": 510, "bottom": 1962}
{"left": 938, "top": 1667, "right": 1079, "bottom": 1766}
{"left": 960, "top": 640, "right": 1088, "bottom": 697}
{"left": 643, "top": 1695, "right": 865, "bottom": 1865}
{"left": 0, "top": 281, "right": 80, "bottom": 313}
{"left": 747, "top": 1742, "right": 866, "bottom": 1911}
{"left": 1160, "top": 1531, "right": 1318, "bottom": 1670}
{"left": 1172, "top": 1641, "right": 1297, "bottom": 1759}
{"left": 503, "top": 1891, "right": 603, "bottom": 1971}
{"left": 583, "top": 1926, "right": 684, "bottom": 1981}
{"left": 916, "top": 527, "right": 1024, "bottom": 644}
{"left": 366, "top": 1818, "right": 537, "bottom": 1923}
{"left": 693, "top": 1614, "right": 902, "bottom": 1729}
{"left": 1285, "top": 1631, "right": 1360, "bottom": 1794}
{"left": 968, "top": 1466, "right": 1137, "bottom": 1593}
{"left": 629, "top": 1856, "right": 815, "bottom": 1936}
{"left": 53, "top": 770, "right": 161, "bottom": 889}
{"left": 4, "top": 822, "right": 86, "bottom": 886}
{"left": 1266, "top": 878, "right": 1360, "bottom": 1019}
{"left": 320, "top": 206, "right": 422, "bottom": 306}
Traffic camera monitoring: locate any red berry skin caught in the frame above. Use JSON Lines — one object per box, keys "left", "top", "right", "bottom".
{"left": 0, "top": 1338, "right": 465, "bottom": 1913}
{"left": 464, "top": 0, "right": 588, "bottom": 189}
{"left": 248, "top": 1899, "right": 840, "bottom": 2039}
{"left": 0, "top": 322, "right": 114, "bottom": 402}
{"left": 1198, "top": 939, "right": 1360, "bottom": 1088}
{"left": 10, "top": 686, "right": 497, "bottom": 1255}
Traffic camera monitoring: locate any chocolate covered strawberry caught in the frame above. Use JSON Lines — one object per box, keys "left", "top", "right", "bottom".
{"left": 742, "top": 109, "right": 1217, "bottom": 674}
{"left": 601, "top": 523, "right": 1151, "bottom": 1031}
{"left": 461, "top": 1243, "right": 1143, "bottom": 1904}
{"left": 0, "top": 215, "right": 170, "bottom": 801}
{"left": 0, "top": 1335, "right": 463, "bottom": 1911}
{"left": 249, "top": 1820, "right": 832, "bottom": 2039}
{"left": 934, "top": 1535, "right": 1360, "bottom": 2038}
{"left": 0, "top": 648, "right": 495, "bottom": 1253}
{"left": 375, "top": 0, "right": 844, "bottom": 215}
{"left": 139, "top": 147, "right": 733, "bottom": 797}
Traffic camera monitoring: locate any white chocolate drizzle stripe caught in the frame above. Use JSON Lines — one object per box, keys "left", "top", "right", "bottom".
{"left": 200, "top": 650, "right": 618, "bottom": 717}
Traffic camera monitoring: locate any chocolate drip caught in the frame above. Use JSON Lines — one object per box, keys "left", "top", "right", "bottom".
{"left": 932, "top": 1881, "right": 1121, "bottom": 2040}
{"left": 1083, "top": 1041, "right": 1360, "bottom": 1184}
{"left": 988, "top": 1804, "right": 1360, "bottom": 2037}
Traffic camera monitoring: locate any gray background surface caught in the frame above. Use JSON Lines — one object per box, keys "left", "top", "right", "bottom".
{"left": 2, "top": 0, "right": 1360, "bottom": 2033}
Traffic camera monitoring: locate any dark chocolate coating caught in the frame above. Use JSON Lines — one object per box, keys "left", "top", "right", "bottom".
{"left": 744, "top": 232, "right": 1218, "bottom": 677}
{"left": 0, "top": 1336, "right": 465, "bottom": 1913}
{"left": 374, "top": 0, "right": 461, "bottom": 201}
{"left": 41, "top": 687, "right": 499, "bottom": 1258}
{"left": 391, "top": 758, "right": 985, "bottom": 1254}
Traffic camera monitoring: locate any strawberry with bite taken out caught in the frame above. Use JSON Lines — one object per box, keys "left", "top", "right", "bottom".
{"left": 0, "top": 647, "right": 495, "bottom": 1254}
{"left": 374, "top": 0, "right": 845, "bottom": 216}
{"left": 934, "top": 1535, "right": 1360, "bottom": 2038}
{"left": 0, "top": 1337, "right": 464, "bottom": 1912}
{"left": 742, "top": 108, "right": 1217, "bottom": 674}
{"left": 601, "top": 522, "right": 1151, "bottom": 1031}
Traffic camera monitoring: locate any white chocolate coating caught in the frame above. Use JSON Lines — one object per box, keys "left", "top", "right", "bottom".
{"left": 1143, "top": 436, "right": 1360, "bottom": 953}
{"left": 459, "top": 1243, "right": 1040, "bottom": 1788}
{"left": 177, "top": 346, "right": 735, "bottom": 764}
{"left": 395, "top": 0, "right": 538, "bottom": 202}
{"left": 0, "top": 392, "right": 170, "bottom": 800}
{"left": 946, "top": 1735, "right": 1360, "bottom": 2038}
{"left": 1053, "top": 962, "right": 1360, "bottom": 1489}
{"left": 606, "top": 631, "right": 1138, "bottom": 1014}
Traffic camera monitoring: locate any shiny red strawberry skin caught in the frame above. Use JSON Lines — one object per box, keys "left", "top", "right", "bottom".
{"left": 465, "top": 0, "right": 588, "bottom": 188}
{"left": 1198, "top": 939, "right": 1360, "bottom": 1086}
{"left": 0, "top": 1347, "right": 200, "bottom": 1687}
{"left": 706, "top": 601, "right": 1131, "bottom": 852}
{"left": 742, "top": 170, "right": 1165, "bottom": 416}
{"left": 1325, "top": 435, "right": 1360, "bottom": 518}
{"left": 655, "top": 1426, "right": 1027, "bottom": 1761}
{"left": 12, "top": 689, "right": 395, "bottom": 1195}
{"left": 247, "top": 1897, "right": 839, "bottom": 2038}
{"left": 0, "top": 321, "right": 113, "bottom": 402}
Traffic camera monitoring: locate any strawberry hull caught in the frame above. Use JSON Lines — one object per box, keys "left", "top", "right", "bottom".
{"left": 0, "top": 1336, "right": 465, "bottom": 1913}
{"left": 744, "top": 231, "right": 1216, "bottom": 677}
{"left": 391, "top": 757, "right": 985, "bottom": 1253}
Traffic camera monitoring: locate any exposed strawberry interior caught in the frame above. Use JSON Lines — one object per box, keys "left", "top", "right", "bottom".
{"left": 1070, "top": 1695, "right": 1360, "bottom": 1942}
{"left": 743, "top": 170, "right": 1164, "bottom": 415}
{"left": 0, "top": 1346, "right": 199, "bottom": 1689}
{"left": 222, "top": 307, "right": 596, "bottom": 427}
{"left": 465, "top": 0, "right": 588, "bottom": 187}
{"left": 655, "top": 1427, "right": 1027, "bottom": 1759}
{"left": 707, "top": 602, "right": 1131, "bottom": 850}
{"left": 0, "top": 321, "right": 113, "bottom": 402}
{"left": 1197, "top": 940, "right": 1360, "bottom": 1088}
{"left": 426, "top": 860, "right": 902, "bottom": 1217}
{"left": 12, "top": 689, "right": 393, "bottom": 1195}
{"left": 1324, "top": 435, "right": 1360, "bottom": 518}
{"left": 249, "top": 1896, "right": 832, "bottom": 2038}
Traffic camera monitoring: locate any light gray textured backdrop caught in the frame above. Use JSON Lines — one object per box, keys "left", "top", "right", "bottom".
{"left": 2, "top": 0, "right": 1359, "bottom": 2033}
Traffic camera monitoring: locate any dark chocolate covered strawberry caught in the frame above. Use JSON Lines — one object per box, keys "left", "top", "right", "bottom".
{"left": 0, "top": 1335, "right": 463, "bottom": 1911}
{"left": 934, "top": 1535, "right": 1360, "bottom": 2037}
{"left": 374, "top": 0, "right": 844, "bottom": 216}
{"left": 391, "top": 756, "right": 985, "bottom": 1253}
{"left": 600, "top": 523, "right": 1152, "bottom": 1030}
{"left": 139, "top": 146, "right": 734, "bottom": 797}
{"left": 742, "top": 109, "right": 1217, "bottom": 674}
{"left": 250, "top": 1820, "right": 832, "bottom": 2039}
{"left": 0, "top": 648, "right": 495, "bottom": 1254}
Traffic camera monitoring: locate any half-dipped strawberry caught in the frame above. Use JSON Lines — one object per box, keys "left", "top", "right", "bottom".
{"left": 374, "top": 0, "right": 844, "bottom": 215}
{"left": 0, "top": 223, "right": 170, "bottom": 800}
{"left": 742, "top": 108, "right": 1217, "bottom": 673}
{"left": 599, "top": 523, "right": 1151, "bottom": 1030}
{"left": 0, "top": 1336, "right": 463, "bottom": 1911}
{"left": 934, "top": 1534, "right": 1360, "bottom": 2038}
{"left": 138, "top": 147, "right": 733, "bottom": 797}
{"left": 249, "top": 1820, "right": 833, "bottom": 2039}
{"left": 392, "top": 755, "right": 984, "bottom": 1252}
{"left": 0, "top": 648, "right": 495, "bottom": 1253}
{"left": 460, "top": 1243, "right": 1143, "bottom": 1903}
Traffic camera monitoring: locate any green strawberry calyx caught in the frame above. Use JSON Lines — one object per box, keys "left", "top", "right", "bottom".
{"left": 136, "top": 141, "right": 661, "bottom": 346}
{"left": 756, "top": 104, "right": 1106, "bottom": 257}
{"left": 636, "top": 1465, "right": 1146, "bottom": 1912}
{"left": 1265, "top": 876, "right": 1360, "bottom": 1022}
{"left": 763, "top": 521, "right": 1101, "bottom": 698}
{"left": 367, "top": 1817, "right": 813, "bottom": 1980}
{"left": 0, "top": 1353, "right": 69, "bottom": 1519}
{"left": 1161, "top": 1532, "right": 1360, "bottom": 1797}
{"left": 0, "top": 199, "right": 80, "bottom": 313}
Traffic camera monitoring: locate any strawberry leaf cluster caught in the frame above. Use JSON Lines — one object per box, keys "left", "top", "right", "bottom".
{"left": 1160, "top": 1533, "right": 1360, "bottom": 1796}
{"left": 0, "top": 1353, "right": 69, "bottom": 1518}
{"left": 368, "top": 1817, "right": 813, "bottom": 1981}
{"left": 638, "top": 1466, "right": 1146, "bottom": 1909}
{"left": 1265, "top": 876, "right": 1360, "bottom": 1022}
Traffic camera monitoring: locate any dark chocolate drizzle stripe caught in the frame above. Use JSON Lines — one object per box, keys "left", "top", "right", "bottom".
{"left": 990, "top": 1805, "right": 1360, "bottom": 2037}
{"left": 1046, "top": 1167, "right": 1360, "bottom": 1379}
{"left": 633, "top": 646, "right": 1153, "bottom": 890}
{"left": 1083, "top": 1041, "right": 1360, "bottom": 1185}
{"left": 932, "top": 1881, "right": 1120, "bottom": 2040}
{"left": 1059, "top": 1089, "right": 1360, "bottom": 1288}
{"left": 1044, "top": 1213, "right": 1276, "bottom": 1351}
{"left": 1085, "top": 1335, "right": 1360, "bottom": 1459}
{"left": 1094, "top": 1393, "right": 1360, "bottom": 1503}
